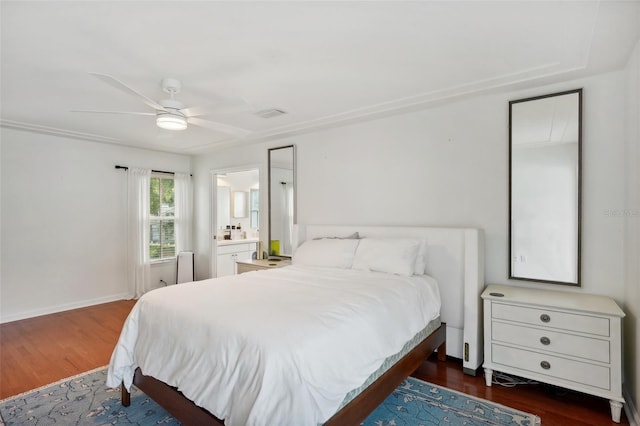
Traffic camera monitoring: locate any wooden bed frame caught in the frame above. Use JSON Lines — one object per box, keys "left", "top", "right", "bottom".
{"left": 122, "top": 323, "right": 446, "bottom": 426}
{"left": 118, "top": 225, "right": 483, "bottom": 425}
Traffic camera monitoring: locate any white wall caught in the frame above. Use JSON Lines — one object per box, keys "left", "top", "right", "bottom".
{"left": 623, "top": 39, "right": 640, "bottom": 425}
{"left": 0, "top": 128, "right": 191, "bottom": 322}
{"left": 194, "top": 70, "right": 628, "bottom": 303}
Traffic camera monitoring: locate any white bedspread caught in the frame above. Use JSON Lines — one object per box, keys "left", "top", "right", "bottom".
{"left": 106, "top": 265, "right": 440, "bottom": 426}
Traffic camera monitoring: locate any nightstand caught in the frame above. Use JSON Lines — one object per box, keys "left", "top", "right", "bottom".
{"left": 482, "top": 284, "right": 625, "bottom": 423}
{"left": 236, "top": 258, "right": 292, "bottom": 274}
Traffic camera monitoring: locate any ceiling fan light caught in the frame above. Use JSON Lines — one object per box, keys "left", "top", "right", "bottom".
{"left": 156, "top": 113, "right": 187, "bottom": 131}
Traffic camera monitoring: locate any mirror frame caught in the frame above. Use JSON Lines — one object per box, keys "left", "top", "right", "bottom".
{"left": 268, "top": 145, "right": 296, "bottom": 259}
{"left": 508, "top": 88, "right": 582, "bottom": 286}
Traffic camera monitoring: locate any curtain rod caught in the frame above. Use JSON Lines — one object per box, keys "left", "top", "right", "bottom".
{"left": 115, "top": 165, "right": 192, "bottom": 177}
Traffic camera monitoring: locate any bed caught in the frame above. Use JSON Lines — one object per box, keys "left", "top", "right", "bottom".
{"left": 106, "top": 225, "right": 484, "bottom": 425}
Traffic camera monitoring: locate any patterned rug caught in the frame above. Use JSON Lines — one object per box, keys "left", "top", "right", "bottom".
{"left": 0, "top": 367, "right": 540, "bottom": 425}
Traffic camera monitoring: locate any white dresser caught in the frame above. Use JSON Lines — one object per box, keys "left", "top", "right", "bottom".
{"left": 482, "top": 284, "right": 625, "bottom": 423}
{"left": 216, "top": 240, "right": 258, "bottom": 277}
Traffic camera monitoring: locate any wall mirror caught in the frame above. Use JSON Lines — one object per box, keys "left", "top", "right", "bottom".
{"left": 233, "top": 191, "right": 248, "bottom": 218}
{"left": 268, "top": 145, "right": 296, "bottom": 258}
{"left": 509, "top": 89, "right": 582, "bottom": 286}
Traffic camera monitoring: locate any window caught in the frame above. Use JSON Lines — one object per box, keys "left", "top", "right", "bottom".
{"left": 250, "top": 189, "right": 259, "bottom": 229}
{"left": 149, "top": 175, "right": 175, "bottom": 260}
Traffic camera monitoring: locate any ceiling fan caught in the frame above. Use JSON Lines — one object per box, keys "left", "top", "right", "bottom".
{"left": 72, "top": 73, "right": 252, "bottom": 137}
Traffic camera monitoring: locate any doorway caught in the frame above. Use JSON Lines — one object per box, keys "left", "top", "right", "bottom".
{"left": 211, "top": 167, "right": 260, "bottom": 278}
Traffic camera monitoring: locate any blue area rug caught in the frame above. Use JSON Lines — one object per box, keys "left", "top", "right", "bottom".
{"left": 0, "top": 367, "right": 540, "bottom": 425}
{"left": 361, "top": 377, "right": 540, "bottom": 426}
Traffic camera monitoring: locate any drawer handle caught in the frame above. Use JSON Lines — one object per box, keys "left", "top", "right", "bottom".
{"left": 540, "top": 336, "right": 551, "bottom": 345}
{"left": 540, "top": 314, "right": 551, "bottom": 323}
{"left": 540, "top": 361, "right": 551, "bottom": 370}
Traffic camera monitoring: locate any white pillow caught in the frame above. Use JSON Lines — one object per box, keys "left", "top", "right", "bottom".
{"left": 293, "top": 238, "right": 360, "bottom": 269}
{"left": 414, "top": 239, "right": 427, "bottom": 275}
{"left": 352, "top": 238, "right": 421, "bottom": 276}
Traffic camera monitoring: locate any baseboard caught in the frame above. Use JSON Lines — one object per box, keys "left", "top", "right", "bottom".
{"left": 0, "top": 293, "right": 130, "bottom": 324}
{"left": 624, "top": 387, "right": 640, "bottom": 426}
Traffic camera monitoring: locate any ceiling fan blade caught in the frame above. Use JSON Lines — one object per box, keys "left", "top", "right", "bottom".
{"left": 181, "top": 102, "right": 252, "bottom": 118}
{"left": 188, "top": 117, "right": 252, "bottom": 138}
{"left": 89, "top": 72, "right": 167, "bottom": 112}
{"left": 71, "top": 109, "right": 155, "bottom": 116}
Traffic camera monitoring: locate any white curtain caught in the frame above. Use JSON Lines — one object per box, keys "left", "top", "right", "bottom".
{"left": 174, "top": 172, "right": 193, "bottom": 254}
{"left": 280, "top": 182, "right": 294, "bottom": 255}
{"left": 127, "top": 168, "right": 151, "bottom": 299}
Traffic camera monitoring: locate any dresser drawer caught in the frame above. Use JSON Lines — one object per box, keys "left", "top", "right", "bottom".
{"left": 492, "top": 321, "right": 610, "bottom": 363}
{"left": 217, "top": 243, "right": 252, "bottom": 255}
{"left": 491, "top": 344, "right": 611, "bottom": 390}
{"left": 492, "top": 303, "right": 610, "bottom": 336}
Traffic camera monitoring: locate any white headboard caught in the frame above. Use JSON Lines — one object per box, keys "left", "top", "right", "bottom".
{"left": 294, "top": 224, "right": 485, "bottom": 374}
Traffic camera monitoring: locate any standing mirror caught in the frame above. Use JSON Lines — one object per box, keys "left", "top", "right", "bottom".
{"left": 509, "top": 89, "right": 582, "bottom": 285}
{"left": 268, "top": 145, "right": 296, "bottom": 258}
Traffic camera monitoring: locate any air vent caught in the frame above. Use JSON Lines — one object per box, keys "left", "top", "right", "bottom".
{"left": 255, "top": 108, "right": 287, "bottom": 119}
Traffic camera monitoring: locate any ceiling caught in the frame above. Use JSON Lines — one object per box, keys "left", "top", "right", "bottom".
{"left": 1, "top": 1, "right": 638, "bottom": 155}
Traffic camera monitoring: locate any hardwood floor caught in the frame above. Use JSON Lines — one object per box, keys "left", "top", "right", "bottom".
{"left": 0, "top": 299, "right": 136, "bottom": 399}
{"left": 0, "top": 300, "right": 630, "bottom": 425}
